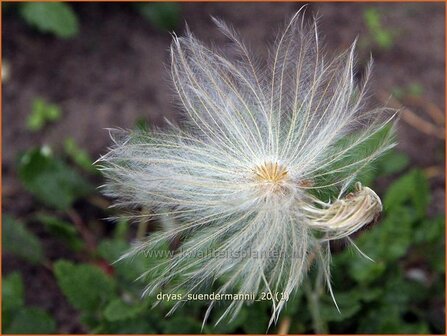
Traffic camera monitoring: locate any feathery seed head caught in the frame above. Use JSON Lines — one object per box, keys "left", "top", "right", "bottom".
{"left": 254, "top": 161, "right": 288, "bottom": 184}
{"left": 99, "top": 8, "right": 396, "bottom": 327}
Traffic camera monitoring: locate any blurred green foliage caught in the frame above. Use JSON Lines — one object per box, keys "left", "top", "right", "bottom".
{"left": 36, "top": 214, "right": 85, "bottom": 252}
{"left": 133, "top": 3, "right": 180, "bottom": 31}
{"left": 3, "top": 135, "right": 444, "bottom": 333}
{"left": 64, "top": 137, "right": 97, "bottom": 174}
{"left": 18, "top": 146, "right": 92, "bottom": 210}
{"left": 3, "top": 272, "right": 56, "bottom": 333}
{"left": 6, "top": 2, "right": 180, "bottom": 39}
{"left": 326, "top": 169, "right": 443, "bottom": 333}
{"left": 3, "top": 215, "right": 44, "bottom": 264}
{"left": 362, "top": 8, "right": 396, "bottom": 50}
{"left": 19, "top": 2, "right": 79, "bottom": 39}
{"left": 391, "top": 82, "right": 424, "bottom": 100}
{"left": 3, "top": 3, "right": 443, "bottom": 334}
{"left": 26, "top": 98, "right": 62, "bottom": 132}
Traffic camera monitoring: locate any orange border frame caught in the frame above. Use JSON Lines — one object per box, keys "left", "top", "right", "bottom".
{"left": 0, "top": 1, "right": 445, "bottom": 336}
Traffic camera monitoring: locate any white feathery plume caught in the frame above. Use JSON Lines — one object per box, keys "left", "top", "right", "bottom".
{"left": 99, "top": 9, "right": 396, "bottom": 327}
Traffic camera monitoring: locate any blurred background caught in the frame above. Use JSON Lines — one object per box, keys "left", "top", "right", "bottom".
{"left": 2, "top": 2, "right": 445, "bottom": 334}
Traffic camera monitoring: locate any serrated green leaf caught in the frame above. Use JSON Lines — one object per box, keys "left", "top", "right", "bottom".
{"left": 135, "top": 3, "right": 180, "bottom": 31}
{"left": 6, "top": 307, "right": 56, "bottom": 334}
{"left": 18, "top": 147, "right": 92, "bottom": 210}
{"left": 3, "top": 214, "right": 44, "bottom": 263}
{"left": 104, "top": 298, "right": 145, "bottom": 322}
{"left": 97, "top": 239, "right": 139, "bottom": 283}
{"left": 54, "top": 260, "right": 116, "bottom": 312}
{"left": 19, "top": 2, "right": 79, "bottom": 38}
{"left": 98, "top": 238, "right": 169, "bottom": 285}
{"left": 347, "top": 206, "right": 414, "bottom": 283}
{"left": 356, "top": 274, "right": 431, "bottom": 333}
{"left": 384, "top": 169, "right": 429, "bottom": 217}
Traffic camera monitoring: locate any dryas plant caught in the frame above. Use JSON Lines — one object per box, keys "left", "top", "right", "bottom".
{"left": 99, "top": 9, "right": 395, "bottom": 327}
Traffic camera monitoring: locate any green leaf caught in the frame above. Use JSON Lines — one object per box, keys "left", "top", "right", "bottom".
{"left": 19, "top": 2, "right": 79, "bottom": 38}
{"left": 36, "top": 214, "right": 84, "bottom": 251}
{"left": 26, "top": 98, "right": 62, "bottom": 131}
{"left": 358, "top": 287, "right": 383, "bottom": 302}
{"left": 356, "top": 305, "right": 399, "bottom": 333}
{"left": 2, "top": 272, "right": 25, "bottom": 327}
{"left": 97, "top": 239, "right": 138, "bottom": 282}
{"left": 64, "top": 137, "right": 97, "bottom": 173}
{"left": 104, "top": 298, "right": 145, "bottom": 322}
{"left": 162, "top": 316, "right": 202, "bottom": 333}
{"left": 98, "top": 238, "right": 169, "bottom": 284}
{"left": 364, "top": 8, "right": 381, "bottom": 31}
{"left": 413, "top": 215, "right": 445, "bottom": 272}
{"left": 134, "top": 117, "right": 150, "bottom": 132}
{"left": 95, "top": 317, "right": 157, "bottom": 333}
{"left": 242, "top": 303, "right": 270, "bottom": 333}
{"left": 134, "top": 3, "right": 180, "bottom": 30}
{"left": 312, "top": 124, "right": 395, "bottom": 200}
{"left": 376, "top": 150, "right": 409, "bottom": 176}
{"left": 384, "top": 169, "right": 429, "bottom": 217}
{"left": 356, "top": 275, "right": 431, "bottom": 333}
{"left": 3, "top": 214, "right": 44, "bottom": 264}
{"left": 54, "top": 260, "right": 116, "bottom": 312}
{"left": 321, "top": 292, "right": 361, "bottom": 322}
{"left": 414, "top": 216, "right": 444, "bottom": 245}
{"left": 347, "top": 206, "right": 414, "bottom": 283}
{"left": 6, "top": 307, "right": 56, "bottom": 334}
{"left": 3, "top": 272, "right": 25, "bottom": 312}
{"left": 18, "top": 147, "right": 92, "bottom": 210}
{"left": 26, "top": 109, "right": 44, "bottom": 131}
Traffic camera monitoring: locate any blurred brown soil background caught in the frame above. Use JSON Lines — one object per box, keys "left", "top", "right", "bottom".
{"left": 2, "top": 2, "right": 445, "bottom": 332}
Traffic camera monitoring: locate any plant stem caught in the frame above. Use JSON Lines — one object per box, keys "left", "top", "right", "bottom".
{"left": 277, "top": 316, "right": 291, "bottom": 335}
{"left": 67, "top": 207, "right": 96, "bottom": 252}
{"left": 304, "top": 278, "right": 328, "bottom": 334}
